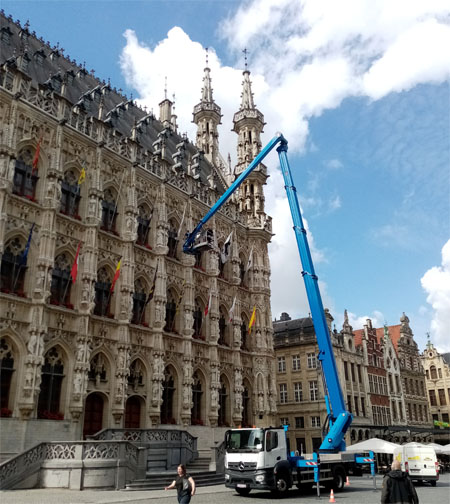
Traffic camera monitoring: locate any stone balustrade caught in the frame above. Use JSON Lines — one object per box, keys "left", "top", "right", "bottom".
{"left": 0, "top": 440, "right": 146, "bottom": 490}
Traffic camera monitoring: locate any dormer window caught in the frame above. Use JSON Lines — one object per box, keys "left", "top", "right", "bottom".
{"left": 34, "top": 50, "right": 46, "bottom": 66}
{"left": 19, "top": 53, "right": 31, "bottom": 73}
{"left": 66, "top": 70, "right": 75, "bottom": 86}
{"left": 92, "top": 89, "right": 101, "bottom": 103}
{"left": 19, "top": 28, "right": 29, "bottom": 43}
{"left": 1, "top": 27, "right": 13, "bottom": 45}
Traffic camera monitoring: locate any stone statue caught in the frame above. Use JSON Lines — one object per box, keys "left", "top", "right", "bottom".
{"left": 76, "top": 341, "right": 85, "bottom": 363}
{"left": 183, "top": 385, "right": 190, "bottom": 407}
{"left": 258, "top": 393, "right": 264, "bottom": 412}
{"left": 74, "top": 372, "right": 83, "bottom": 394}
{"left": 235, "top": 391, "right": 242, "bottom": 411}
{"left": 88, "top": 194, "right": 97, "bottom": 217}
{"left": 211, "top": 387, "right": 218, "bottom": 407}
{"left": 24, "top": 366, "right": 34, "bottom": 388}
{"left": 27, "top": 333, "right": 38, "bottom": 355}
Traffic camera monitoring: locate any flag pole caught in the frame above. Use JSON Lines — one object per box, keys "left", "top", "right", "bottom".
{"left": 142, "top": 210, "right": 153, "bottom": 245}
{"left": 108, "top": 169, "right": 126, "bottom": 231}
{"left": 11, "top": 264, "right": 22, "bottom": 293}
{"left": 61, "top": 274, "right": 71, "bottom": 306}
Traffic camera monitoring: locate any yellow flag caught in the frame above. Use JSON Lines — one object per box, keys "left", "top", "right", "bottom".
{"left": 248, "top": 306, "right": 256, "bottom": 334}
{"left": 78, "top": 167, "right": 86, "bottom": 185}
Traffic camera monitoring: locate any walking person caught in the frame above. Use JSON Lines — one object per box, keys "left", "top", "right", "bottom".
{"left": 381, "top": 460, "right": 419, "bottom": 504}
{"left": 165, "top": 464, "right": 196, "bottom": 504}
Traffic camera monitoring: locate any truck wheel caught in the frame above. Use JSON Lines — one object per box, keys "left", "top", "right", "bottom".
{"left": 430, "top": 480, "right": 437, "bottom": 487}
{"left": 271, "top": 474, "right": 289, "bottom": 497}
{"left": 331, "top": 467, "right": 346, "bottom": 492}
{"left": 236, "top": 487, "right": 251, "bottom": 496}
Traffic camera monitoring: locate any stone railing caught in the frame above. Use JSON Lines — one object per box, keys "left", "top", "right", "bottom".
{"left": 209, "top": 440, "right": 226, "bottom": 473}
{"left": 87, "top": 428, "right": 198, "bottom": 471}
{"left": 0, "top": 440, "right": 146, "bottom": 491}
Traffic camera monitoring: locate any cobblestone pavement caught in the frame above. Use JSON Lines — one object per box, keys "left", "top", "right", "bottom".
{"left": 1, "top": 474, "right": 449, "bottom": 504}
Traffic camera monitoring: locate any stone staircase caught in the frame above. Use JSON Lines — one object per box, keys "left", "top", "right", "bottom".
{"left": 125, "top": 456, "right": 225, "bottom": 491}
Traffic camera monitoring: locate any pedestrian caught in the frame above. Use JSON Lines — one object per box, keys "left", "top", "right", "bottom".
{"left": 381, "top": 460, "right": 419, "bottom": 504}
{"left": 164, "top": 464, "right": 196, "bottom": 503}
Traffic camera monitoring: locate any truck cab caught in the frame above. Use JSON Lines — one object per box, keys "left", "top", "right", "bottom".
{"left": 224, "top": 428, "right": 291, "bottom": 495}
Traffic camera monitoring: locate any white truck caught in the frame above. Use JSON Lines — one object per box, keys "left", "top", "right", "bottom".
{"left": 393, "top": 444, "right": 439, "bottom": 486}
{"left": 224, "top": 426, "right": 374, "bottom": 497}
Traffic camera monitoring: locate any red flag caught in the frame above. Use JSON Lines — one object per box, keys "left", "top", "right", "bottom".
{"left": 110, "top": 259, "right": 121, "bottom": 293}
{"left": 204, "top": 290, "right": 212, "bottom": 317}
{"left": 32, "top": 136, "right": 42, "bottom": 174}
{"left": 70, "top": 242, "right": 82, "bottom": 283}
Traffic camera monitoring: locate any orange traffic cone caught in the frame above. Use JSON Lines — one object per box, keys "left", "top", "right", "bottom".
{"left": 329, "top": 489, "right": 336, "bottom": 503}
{"left": 345, "top": 476, "right": 350, "bottom": 486}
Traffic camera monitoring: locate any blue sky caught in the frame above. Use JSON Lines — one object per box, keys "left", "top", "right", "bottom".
{"left": 4, "top": 1, "right": 450, "bottom": 351}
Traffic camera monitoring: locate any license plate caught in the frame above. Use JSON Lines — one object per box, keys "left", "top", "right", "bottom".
{"left": 410, "top": 469, "right": 419, "bottom": 472}
{"left": 237, "top": 484, "right": 247, "bottom": 488}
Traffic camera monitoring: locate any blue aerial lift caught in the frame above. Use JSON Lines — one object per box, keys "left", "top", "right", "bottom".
{"left": 183, "top": 134, "right": 375, "bottom": 496}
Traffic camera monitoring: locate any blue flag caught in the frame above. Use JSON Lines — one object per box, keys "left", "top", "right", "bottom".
{"left": 20, "top": 223, "right": 35, "bottom": 266}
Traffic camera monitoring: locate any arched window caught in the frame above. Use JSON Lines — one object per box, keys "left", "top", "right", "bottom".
{"left": 88, "top": 353, "right": 107, "bottom": 386}
{"left": 94, "top": 268, "right": 112, "bottom": 317}
{"left": 161, "top": 367, "right": 175, "bottom": 424}
{"left": 430, "top": 365, "right": 437, "bottom": 380}
{"left": 37, "top": 347, "right": 65, "bottom": 419}
{"left": 240, "top": 315, "right": 248, "bottom": 351}
{"left": 0, "top": 338, "right": 15, "bottom": 414}
{"left": 191, "top": 372, "right": 203, "bottom": 425}
{"left": 136, "top": 205, "right": 152, "bottom": 247}
{"left": 60, "top": 170, "right": 80, "bottom": 218}
{"left": 167, "top": 219, "right": 178, "bottom": 259}
{"left": 50, "top": 254, "right": 72, "bottom": 307}
{"left": 0, "top": 237, "right": 27, "bottom": 294}
{"left": 239, "top": 256, "right": 246, "bottom": 286}
{"left": 101, "top": 188, "right": 118, "bottom": 233}
{"left": 132, "top": 278, "right": 147, "bottom": 325}
{"left": 242, "top": 386, "right": 251, "bottom": 427}
{"left": 13, "top": 148, "right": 38, "bottom": 200}
{"left": 164, "top": 290, "right": 177, "bottom": 333}
{"left": 218, "top": 378, "right": 228, "bottom": 427}
{"left": 192, "top": 298, "right": 203, "bottom": 340}
{"left": 127, "top": 360, "right": 144, "bottom": 390}
{"left": 218, "top": 308, "right": 228, "bottom": 346}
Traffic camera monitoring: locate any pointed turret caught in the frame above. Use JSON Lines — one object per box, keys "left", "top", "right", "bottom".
{"left": 159, "top": 77, "right": 173, "bottom": 129}
{"left": 193, "top": 50, "right": 222, "bottom": 166}
{"left": 232, "top": 52, "right": 267, "bottom": 224}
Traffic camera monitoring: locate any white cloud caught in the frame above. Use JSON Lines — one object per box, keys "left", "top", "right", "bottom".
{"left": 421, "top": 239, "right": 450, "bottom": 352}
{"left": 341, "top": 310, "right": 385, "bottom": 330}
{"left": 119, "top": 1, "right": 450, "bottom": 324}
{"left": 325, "top": 159, "right": 343, "bottom": 170}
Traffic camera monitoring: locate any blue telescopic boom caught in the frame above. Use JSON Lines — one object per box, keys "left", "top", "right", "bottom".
{"left": 183, "top": 133, "right": 352, "bottom": 452}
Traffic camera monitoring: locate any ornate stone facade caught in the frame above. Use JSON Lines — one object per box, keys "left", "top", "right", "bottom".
{"left": 421, "top": 340, "right": 450, "bottom": 442}
{"left": 273, "top": 311, "right": 372, "bottom": 453}
{"left": 0, "top": 12, "right": 275, "bottom": 453}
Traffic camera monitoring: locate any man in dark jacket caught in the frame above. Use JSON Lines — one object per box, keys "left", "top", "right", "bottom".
{"left": 381, "top": 460, "right": 419, "bottom": 504}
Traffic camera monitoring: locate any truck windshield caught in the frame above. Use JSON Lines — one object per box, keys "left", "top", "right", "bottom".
{"left": 225, "top": 429, "right": 264, "bottom": 452}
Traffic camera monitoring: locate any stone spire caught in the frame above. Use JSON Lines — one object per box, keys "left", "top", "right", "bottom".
{"left": 232, "top": 53, "right": 267, "bottom": 224}
{"left": 240, "top": 68, "right": 255, "bottom": 110}
{"left": 159, "top": 76, "right": 173, "bottom": 129}
{"left": 192, "top": 49, "right": 222, "bottom": 166}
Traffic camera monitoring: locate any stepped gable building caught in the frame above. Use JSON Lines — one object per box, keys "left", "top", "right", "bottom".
{"left": 421, "top": 339, "right": 450, "bottom": 444}
{"left": 377, "top": 314, "right": 430, "bottom": 431}
{"left": 0, "top": 11, "right": 276, "bottom": 457}
{"left": 354, "top": 314, "right": 431, "bottom": 440}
